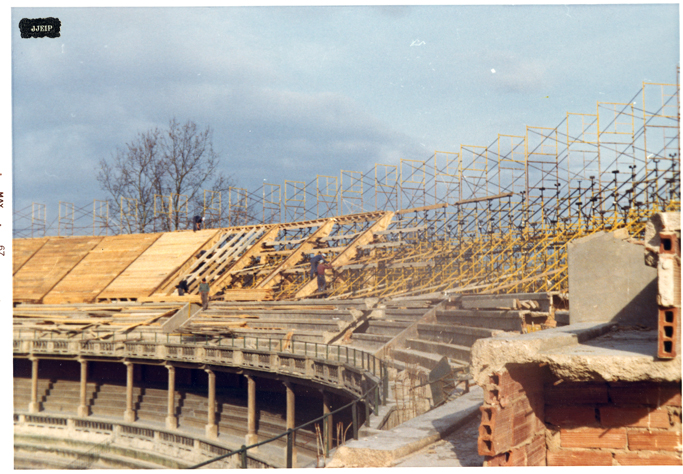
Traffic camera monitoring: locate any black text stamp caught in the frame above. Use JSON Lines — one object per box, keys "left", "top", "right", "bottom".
{"left": 19, "top": 17, "right": 61, "bottom": 39}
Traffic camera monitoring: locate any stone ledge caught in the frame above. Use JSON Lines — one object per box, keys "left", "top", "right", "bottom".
{"left": 327, "top": 386, "right": 483, "bottom": 468}
{"left": 471, "top": 323, "right": 681, "bottom": 384}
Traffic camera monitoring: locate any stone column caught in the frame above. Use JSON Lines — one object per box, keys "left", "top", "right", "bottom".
{"left": 166, "top": 365, "right": 177, "bottom": 430}
{"left": 205, "top": 368, "right": 217, "bottom": 439}
{"left": 284, "top": 381, "right": 297, "bottom": 466}
{"left": 322, "top": 390, "right": 333, "bottom": 454}
{"left": 77, "top": 359, "right": 90, "bottom": 417}
{"left": 245, "top": 374, "right": 258, "bottom": 447}
{"left": 124, "top": 361, "right": 136, "bottom": 423}
{"left": 29, "top": 357, "right": 40, "bottom": 413}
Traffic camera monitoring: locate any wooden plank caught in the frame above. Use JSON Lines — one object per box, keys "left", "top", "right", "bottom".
{"left": 220, "top": 289, "right": 274, "bottom": 301}
{"left": 13, "top": 237, "right": 50, "bottom": 275}
{"left": 257, "top": 219, "right": 336, "bottom": 290}
{"left": 98, "top": 229, "right": 218, "bottom": 300}
{"left": 208, "top": 226, "right": 282, "bottom": 296}
{"left": 42, "top": 233, "right": 162, "bottom": 304}
{"left": 13, "top": 236, "right": 104, "bottom": 303}
{"left": 152, "top": 228, "right": 226, "bottom": 295}
{"left": 294, "top": 212, "right": 394, "bottom": 299}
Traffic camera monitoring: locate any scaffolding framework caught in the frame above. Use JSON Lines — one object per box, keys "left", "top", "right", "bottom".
{"left": 93, "top": 200, "right": 110, "bottom": 236}
{"left": 13, "top": 77, "right": 681, "bottom": 301}
{"left": 203, "top": 190, "right": 222, "bottom": 228}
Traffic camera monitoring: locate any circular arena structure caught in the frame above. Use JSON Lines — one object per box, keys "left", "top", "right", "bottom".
{"left": 13, "top": 80, "right": 681, "bottom": 468}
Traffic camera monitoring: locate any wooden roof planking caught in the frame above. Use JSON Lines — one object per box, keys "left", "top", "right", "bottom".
{"left": 13, "top": 236, "right": 104, "bottom": 303}
{"left": 96, "top": 229, "right": 220, "bottom": 301}
{"left": 42, "top": 233, "right": 163, "bottom": 304}
{"left": 13, "top": 237, "right": 50, "bottom": 275}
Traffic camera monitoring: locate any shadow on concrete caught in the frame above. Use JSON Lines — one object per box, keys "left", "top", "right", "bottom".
{"left": 438, "top": 415, "right": 485, "bottom": 467}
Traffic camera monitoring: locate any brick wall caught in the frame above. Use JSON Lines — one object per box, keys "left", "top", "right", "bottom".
{"left": 545, "top": 381, "right": 682, "bottom": 466}
{"left": 478, "top": 369, "right": 682, "bottom": 466}
{"left": 478, "top": 366, "right": 547, "bottom": 466}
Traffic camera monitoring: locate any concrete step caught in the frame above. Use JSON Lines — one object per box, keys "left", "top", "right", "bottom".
{"left": 199, "top": 309, "right": 357, "bottom": 322}
{"left": 416, "top": 323, "right": 496, "bottom": 347}
{"left": 459, "top": 293, "right": 552, "bottom": 311}
{"left": 390, "top": 347, "right": 444, "bottom": 371}
{"left": 405, "top": 338, "right": 471, "bottom": 364}
{"left": 436, "top": 309, "right": 524, "bottom": 332}
{"left": 347, "top": 333, "right": 391, "bottom": 352}
{"left": 365, "top": 321, "right": 412, "bottom": 336}
{"left": 383, "top": 309, "right": 430, "bottom": 322}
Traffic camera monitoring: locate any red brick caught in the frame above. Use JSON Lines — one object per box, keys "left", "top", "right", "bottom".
{"left": 545, "top": 383, "right": 609, "bottom": 405}
{"left": 608, "top": 382, "right": 682, "bottom": 406}
{"left": 547, "top": 449, "right": 613, "bottom": 466}
{"left": 615, "top": 452, "right": 682, "bottom": 465}
{"left": 484, "top": 452, "right": 508, "bottom": 467}
{"left": 628, "top": 430, "right": 681, "bottom": 451}
{"left": 600, "top": 406, "right": 670, "bottom": 428}
{"left": 526, "top": 434, "right": 547, "bottom": 466}
{"left": 561, "top": 427, "right": 627, "bottom": 449}
{"left": 546, "top": 406, "right": 597, "bottom": 427}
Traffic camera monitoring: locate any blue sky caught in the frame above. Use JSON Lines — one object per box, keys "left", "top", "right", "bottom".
{"left": 10, "top": 4, "right": 680, "bottom": 233}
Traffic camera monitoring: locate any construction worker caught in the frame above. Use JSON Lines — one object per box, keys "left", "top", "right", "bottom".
{"left": 199, "top": 278, "right": 210, "bottom": 310}
{"left": 193, "top": 215, "right": 204, "bottom": 232}
{"left": 316, "top": 261, "right": 334, "bottom": 293}
{"left": 176, "top": 279, "right": 189, "bottom": 296}
{"left": 309, "top": 253, "right": 325, "bottom": 279}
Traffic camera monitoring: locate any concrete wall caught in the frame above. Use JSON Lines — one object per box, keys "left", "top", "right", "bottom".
{"left": 568, "top": 231, "right": 658, "bottom": 326}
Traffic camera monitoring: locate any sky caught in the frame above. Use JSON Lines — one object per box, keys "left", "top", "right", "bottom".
{"left": 10, "top": 3, "right": 680, "bottom": 234}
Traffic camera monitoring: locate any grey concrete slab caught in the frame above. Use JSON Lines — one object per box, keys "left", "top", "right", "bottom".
{"left": 568, "top": 231, "right": 658, "bottom": 326}
{"left": 327, "top": 386, "right": 483, "bottom": 468}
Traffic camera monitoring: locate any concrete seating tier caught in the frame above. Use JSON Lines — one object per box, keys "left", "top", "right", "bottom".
{"left": 40, "top": 380, "right": 97, "bottom": 414}
{"left": 435, "top": 308, "right": 524, "bottom": 332}
{"left": 416, "top": 323, "right": 496, "bottom": 348}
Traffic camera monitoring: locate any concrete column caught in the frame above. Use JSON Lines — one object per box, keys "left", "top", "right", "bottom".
{"left": 123, "top": 361, "right": 135, "bottom": 423}
{"left": 165, "top": 365, "right": 178, "bottom": 430}
{"left": 77, "top": 360, "right": 89, "bottom": 417}
{"left": 205, "top": 368, "right": 217, "bottom": 439}
{"left": 29, "top": 357, "right": 40, "bottom": 413}
{"left": 245, "top": 374, "right": 258, "bottom": 447}
{"left": 322, "top": 390, "right": 333, "bottom": 454}
{"left": 284, "top": 381, "right": 297, "bottom": 466}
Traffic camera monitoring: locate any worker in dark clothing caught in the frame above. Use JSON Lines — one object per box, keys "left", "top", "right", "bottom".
{"left": 176, "top": 279, "right": 189, "bottom": 296}
{"left": 310, "top": 254, "right": 325, "bottom": 279}
{"left": 316, "top": 262, "right": 334, "bottom": 293}
{"left": 193, "top": 215, "right": 204, "bottom": 232}
{"left": 199, "top": 278, "right": 210, "bottom": 310}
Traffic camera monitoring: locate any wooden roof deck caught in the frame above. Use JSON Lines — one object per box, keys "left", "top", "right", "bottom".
{"left": 13, "top": 236, "right": 104, "bottom": 303}
{"left": 42, "top": 233, "right": 163, "bottom": 304}
{"left": 97, "top": 229, "right": 219, "bottom": 301}
{"left": 13, "top": 237, "right": 50, "bottom": 275}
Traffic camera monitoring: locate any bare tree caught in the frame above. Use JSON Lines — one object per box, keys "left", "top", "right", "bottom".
{"left": 97, "top": 118, "right": 247, "bottom": 233}
{"left": 97, "top": 127, "right": 164, "bottom": 233}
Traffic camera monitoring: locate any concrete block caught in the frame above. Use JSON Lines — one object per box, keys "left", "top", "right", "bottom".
{"left": 568, "top": 231, "right": 658, "bottom": 326}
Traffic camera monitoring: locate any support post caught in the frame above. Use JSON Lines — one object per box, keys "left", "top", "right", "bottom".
{"left": 351, "top": 400, "right": 358, "bottom": 440}
{"left": 245, "top": 374, "right": 258, "bottom": 447}
{"left": 284, "top": 381, "right": 297, "bottom": 467}
{"left": 205, "top": 368, "right": 217, "bottom": 439}
{"left": 77, "top": 359, "right": 89, "bottom": 417}
{"left": 29, "top": 357, "right": 40, "bottom": 413}
{"left": 165, "top": 365, "right": 177, "bottom": 430}
{"left": 123, "top": 361, "right": 136, "bottom": 422}
{"left": 382, "top": 362, "right": 388, "bottom": 405}
{"left": 322, "top": 390, "right": 333, "bottom": 456}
